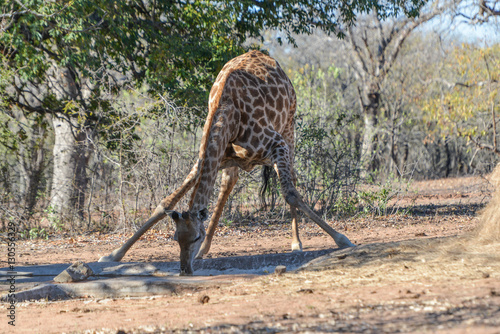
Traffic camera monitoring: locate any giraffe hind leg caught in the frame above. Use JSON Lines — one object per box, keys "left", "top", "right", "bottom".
{"left": 290, "top": 206, "right": 302, "bottom": 251}
{"left": 266, "top": 164, "right": 302, "bottom": 252}
{"left": 270, "top": 140, "right": 355, "bottom": 249}
{"left": 288, "top": 166, "right": 302, "bottom": 251}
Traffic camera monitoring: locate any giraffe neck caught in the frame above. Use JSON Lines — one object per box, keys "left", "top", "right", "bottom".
{"left": 189, "top": 100, "right": 237, "bottom": 212}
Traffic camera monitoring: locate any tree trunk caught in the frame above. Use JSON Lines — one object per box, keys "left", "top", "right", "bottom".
{"left": 49, "top": 113, "right": 91, "bottom": 221}
{"left": 19, "top": 122, "right": 47, "bottom": 218}
{"left": 359, "top": 85, "right": 380, "bottom": 178}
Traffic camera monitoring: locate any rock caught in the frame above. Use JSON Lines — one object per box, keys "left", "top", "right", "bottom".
{"left": 297, "top": 288, "right": 313, "bottom": 294}
{"left": 198, "top": 295, "right": 210, "bottom": 304}
{"left": 275, "top": 265, "right": 287, "bottom": 275}
{"left": 54, "top": 261, "right": 94, "bottom": 283}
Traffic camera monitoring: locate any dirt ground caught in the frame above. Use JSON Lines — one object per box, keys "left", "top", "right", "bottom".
{"left": 2, "top": 176, "right": 500, "bottom": 333}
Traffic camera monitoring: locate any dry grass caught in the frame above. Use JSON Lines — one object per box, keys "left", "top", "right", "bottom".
{"left": 259, "top": 167, "right": 500, "bottom": 291}
{"left": 433, "top": 163, "right": 500, "bottom": 270}
{"left": 232, "top": 234, "right": 499, "bottom": 298}
{"left": 470, "top": 163, "right": 500, "bottom": 245}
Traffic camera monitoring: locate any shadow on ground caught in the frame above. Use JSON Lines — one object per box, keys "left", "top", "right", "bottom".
{"left": 406, "top": 203, "right": 485, "bottom": 217}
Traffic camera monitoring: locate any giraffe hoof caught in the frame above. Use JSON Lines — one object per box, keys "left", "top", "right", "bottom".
{"left": 98, "top": 249, "right": 123, "bottom": 262}
{"left": 195, "top": 247, "right": 208, "bottom": 259}
{"left": 291, "top": 242, "right": 303, "bottom": 252}
{"left": 336, "top": 234, "right": 356, "bottom": 248}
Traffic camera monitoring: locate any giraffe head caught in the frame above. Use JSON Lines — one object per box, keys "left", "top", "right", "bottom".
{"left": 167, "top": 208, "right": 208, "bottom": 276}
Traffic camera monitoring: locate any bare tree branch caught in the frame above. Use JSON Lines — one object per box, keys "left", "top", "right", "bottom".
{"left": 346, "top": 25, "right": 369, "bottom": 80}
{"left": 468, "top": 135, "right": 500, "bottom": 156}
{"left": 418, "top": 76, "right": 499, "bottom": 88}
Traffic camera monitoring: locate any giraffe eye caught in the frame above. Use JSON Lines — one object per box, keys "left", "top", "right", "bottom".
{"left": 198, "top": 208, "right": 209, "bottom": 221}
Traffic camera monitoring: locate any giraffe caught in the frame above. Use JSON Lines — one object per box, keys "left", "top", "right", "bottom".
{"left": 99, "top": 50, "right": 355, "bottom": 275}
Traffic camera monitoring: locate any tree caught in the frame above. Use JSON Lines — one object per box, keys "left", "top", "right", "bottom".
{"left": 343, "top": 2, "right": 449, "bottom": 177}
{"left": 1, "top": 0, "right": 248, "bottom": 220}
{"left": 0, "top": 106, "right": 49, "bottom": 223}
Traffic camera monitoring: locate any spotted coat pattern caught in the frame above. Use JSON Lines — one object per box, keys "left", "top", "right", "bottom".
{"left": 190, "top": 50, "right": 297, "bottom": 211}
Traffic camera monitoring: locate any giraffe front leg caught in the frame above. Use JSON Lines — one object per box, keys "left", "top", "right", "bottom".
{"left": 271, "top": 141, "right": 355, "bottom": 249}
{"left": 98, "top": 161, "right": 201, "bottom": 262}
{"left": 196, "top": 167, "right": 239, "bottom": 259}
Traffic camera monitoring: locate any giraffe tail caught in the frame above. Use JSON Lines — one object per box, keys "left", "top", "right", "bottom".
{"left": 260, "top": 165, "right": 278, "bottom": 211}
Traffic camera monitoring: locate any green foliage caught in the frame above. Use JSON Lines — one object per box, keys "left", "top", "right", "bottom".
{"left": 358, "top": 183, "right": 393, "bottom": 216}
{"left": 0, "top": 0, "right": 431, "bottom": 155}
{"left": 44, "top": 205, "right": 64, "bottom": 231}
{"left": 287, "top": 61, "right": 414, "bottom": 218}
{"left": 332, "top": 190, "right": 359, "bottom": 217}
{"left": 221, "top": 218, "right": 233, "bottom": 227}
{"left": 225, "top": 0, "right": 426, "bottom": 42}
{"left": 19, "top": 227, "right": 48, "bottom": 240}
{"left": 1, "top": 0, "right": 428, "bottom": 111}
{"left": 0, "top": 0, "right": 247, "bottom": 116}
{"left": 423, "top": 43, "right": 500, "bottom": 150}
{"left": 359, "top": 174, "right": 413, "bottom": 216}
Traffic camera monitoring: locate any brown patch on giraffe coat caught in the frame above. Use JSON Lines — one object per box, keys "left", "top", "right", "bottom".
{"left": 279, "top": 86, "right": 287, "bottom": 97}
{"left": 248, "top": 87, "right": 259, "bottom": 97}
{"left": 240, "top": 111, "right": 248, "bottom": 124}
{"left": 264, "top": 128, "right": 274, "bottom": 137}
{"left": 267, "top": 97, "right": 275, "bottom": 109}
{"left": 211, "top": 160, "right": 218, "bottom": 170}
{"left": 207, "top": 145, "right": 218, "bottom": 158}
{"left": 250, "top": 136, "right": 260, "bottom": 149}
{"left": 262, "top": 136, "right": 270, "bottom": 147}
{"left": 270, "top": 86, "right": 278, "bottom": 96}
{"left": 276, "top": 96, "right": 283, "bottom": 111}
{"left": 244, "top": 103, "right": 253, "bottom": 114}
{"left": 242, "top": 92, "right": 252, "bottom": 104}
{"left": 253, "top": 107, "right": 264, "bottom": 120}
{"left": 267, "top": 109, "right": 276, "bottom": 122}
{"left": 254, "top": 96, "right": 265, "bottom": 108}
{"left": 253, "top": 123, "right": 263, "bottom": 134}
{"left": 241, "top": 71, "right": 257, "bottom": 84}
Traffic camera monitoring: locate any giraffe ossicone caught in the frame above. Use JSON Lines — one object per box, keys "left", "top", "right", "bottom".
{"left": 98, "top": 50, "right": 355, "bottom": 274}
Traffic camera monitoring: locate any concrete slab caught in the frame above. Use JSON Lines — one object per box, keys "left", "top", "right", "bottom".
{"left": 0, "top": 249, "right": 336, "bottom": 301}
{"left": 3, "top": 275, "right": 254, "bottom": 302}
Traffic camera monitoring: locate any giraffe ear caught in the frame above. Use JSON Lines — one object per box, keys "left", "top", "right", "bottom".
{"left": 198, "top": 208, "right": 209, "bottom": 222}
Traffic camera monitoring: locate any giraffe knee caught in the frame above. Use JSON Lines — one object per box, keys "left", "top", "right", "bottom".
{"left": 285, "top": 191, "right": 300, "bottom": 207}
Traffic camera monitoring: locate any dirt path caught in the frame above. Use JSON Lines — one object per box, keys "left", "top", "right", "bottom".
{"left": 1, "top": 176, "right": 500, "bottom": 333}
